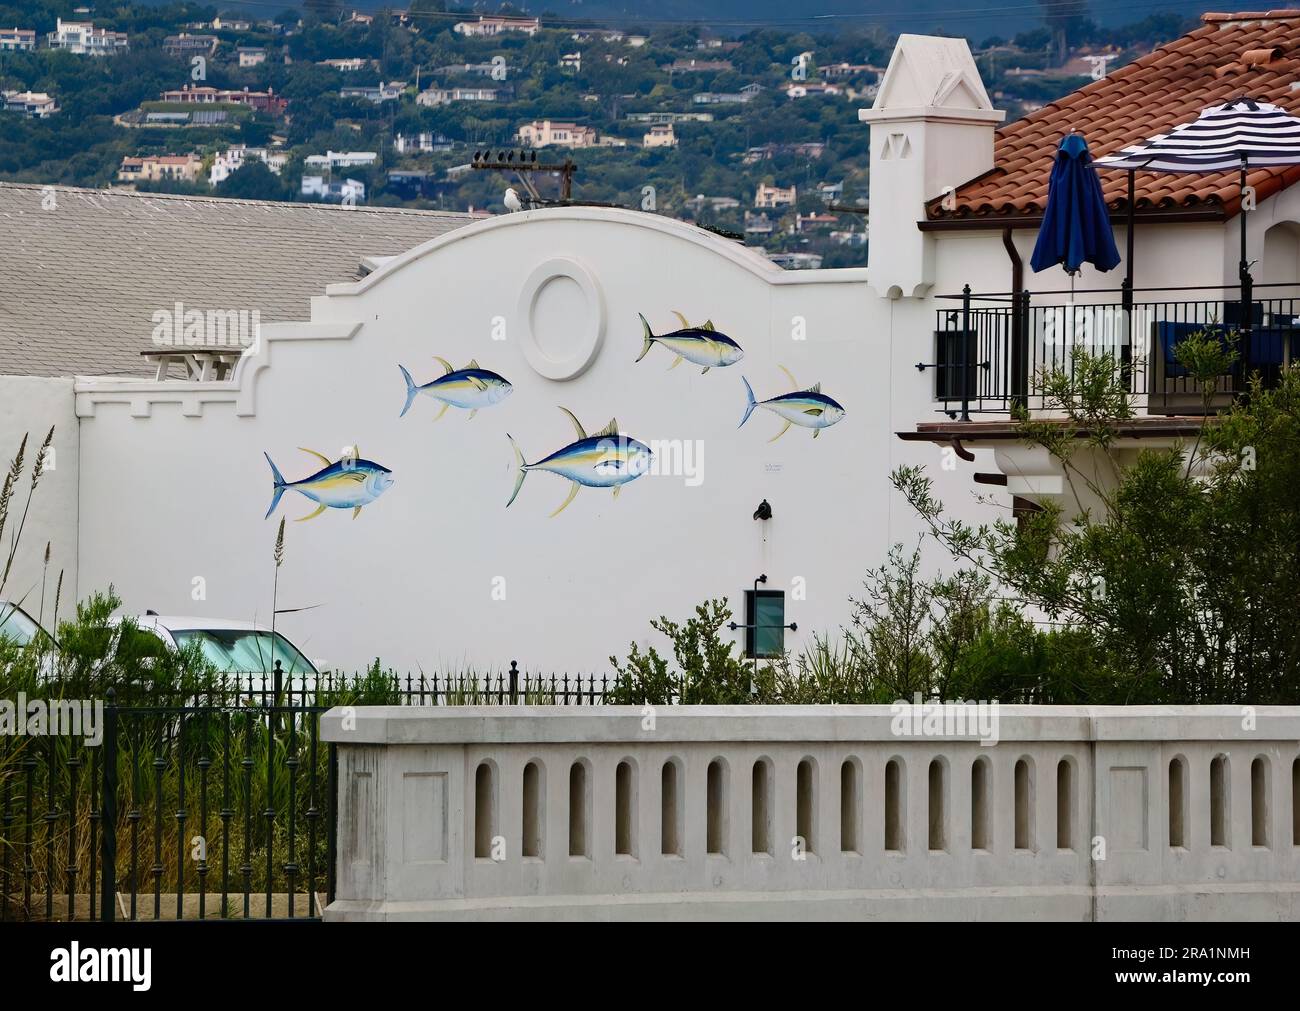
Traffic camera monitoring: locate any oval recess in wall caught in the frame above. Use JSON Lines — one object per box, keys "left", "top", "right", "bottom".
{"left": 517, "top": 256, "right": 606, "bottom": 381}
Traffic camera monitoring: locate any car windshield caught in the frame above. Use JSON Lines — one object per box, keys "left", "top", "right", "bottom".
{"left": 0, "top": 603, "right": 40, "bottom": 647}
{"left": 171, "top": 629, "right": 316, "bottom": 675}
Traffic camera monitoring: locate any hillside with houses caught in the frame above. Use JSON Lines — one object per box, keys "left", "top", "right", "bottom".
{"left": 0, "top": 3, "right": 1196, "bottom": 268}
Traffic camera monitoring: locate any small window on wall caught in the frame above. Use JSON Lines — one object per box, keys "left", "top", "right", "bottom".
{"left": 744, "top": 590, "right": 786, "bottom": 659}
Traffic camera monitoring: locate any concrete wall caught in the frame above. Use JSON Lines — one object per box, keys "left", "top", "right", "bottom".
{"left": 0, "top": 375, "right": 77, "bottom": 629}
{"left": 71, "top": 208, "right": 996, "bottom": 673}
{"left": 321, "top": 705, "right": 1300, "bottom": 921}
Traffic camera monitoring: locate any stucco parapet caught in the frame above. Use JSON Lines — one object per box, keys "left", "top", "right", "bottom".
{"left": 319, "top": 704, "right": 1300, "bottom": 745}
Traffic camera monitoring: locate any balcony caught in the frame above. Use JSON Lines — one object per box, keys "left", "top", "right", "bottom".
{"left": 928, "top": 283, "right": 1300, "bottom": 420}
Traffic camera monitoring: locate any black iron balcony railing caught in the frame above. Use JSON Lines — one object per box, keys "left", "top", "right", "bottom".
{"left": 928, "top": 283, "right": 1300, "bottom": 419}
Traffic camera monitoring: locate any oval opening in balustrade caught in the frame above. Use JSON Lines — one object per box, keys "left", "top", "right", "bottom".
{"left": 474, "top": 761, "right": 498, "bottom": 860}
{"left": 752, "top": 758, "right": 773, "bottom": 856}
{"left": 522, "top": 760, "right": 544, "bottom": 859}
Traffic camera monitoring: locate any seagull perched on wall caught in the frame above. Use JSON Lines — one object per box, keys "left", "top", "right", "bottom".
{"left": 504, "top": 187, "right": 523, "bottom": 212}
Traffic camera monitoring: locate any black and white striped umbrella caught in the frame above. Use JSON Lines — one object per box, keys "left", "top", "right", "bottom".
{"left": 1096, "top": 97, "right": 1300, "bottom": 173}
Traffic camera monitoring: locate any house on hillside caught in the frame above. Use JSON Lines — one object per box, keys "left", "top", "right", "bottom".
{"left": 0, "top": 27, "right": 36, "bottom": 51}
{"left": 667, "top": 59, "right": 733, "bottom": 74}
{"left": 303, "top": 151, "right": 377, "bottom": 171}
{"left": 320, "top": 58, "right": 371, "bottom": 72}
{"left": 2, "top": 91, "right": 58, "bottom": 118}
{"left": 47, "top": 18, "right": 127, "bottom": 54}
{"left": 159, "top": 85, "right": 287, "bottom": 116}
{"left": 517, "top": 120, "right": 598, "bottom": 148}
{"left": 393, "top": 132, "right": 453, "bottom": 154}
{"left": 754, "top": 183, "right": 797, "bottom": 208}
{"left": 301, "top": 176, "right": 366, "bottom": 203}
{"left": 118, "top": 154, "right": 202, "bottom": 184}
{"left": 786, "top": 82, "right": 844, "bottom": 99}
{"left": 642, "top": 124, "right": 677, "bottom": 148}
{"left": 340, "top": 82, "right": 405, "bottom": 104}
{"left": 694, "top": 83, "right": 763, "bottom": 104}
{"left": 416, "top": 86, "right": 510, "bottom": 107}
{"left": 209, "top": 145, "right": 286, "bottom": 185}
{"left": 453, "top": 15, "right": 539, "bottom": 36}
{"left": 163, "top": 33, "right": 218, "bottom": 57}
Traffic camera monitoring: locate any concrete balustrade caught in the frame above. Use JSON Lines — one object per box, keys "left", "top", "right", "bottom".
{"left": 320, "top": 706, "right": 1300, "bottom": 921}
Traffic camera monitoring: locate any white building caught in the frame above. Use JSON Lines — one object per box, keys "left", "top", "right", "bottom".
{"left": 394, "top": 133, "right": 451, "bottom": 154}
{"left": 0, "top": 27, "right": 36, "bottom": 51}
{"left": 162, "top": 33, "right": 218, "bottom": 57}
{"left": 340, "top": 82, "right": 405, "bottom": 103}
{"left": 786, "top": 82, "right": 843, "bottom": 99}
{"left": 209, "top": 145, "right": 286, "bottom": 185}
{"left": 453, "top": 15, "right": 539, "bottom": 37}
{"left": 237, "top": 46, "right": 266, "bottom": 68}
{"left": 2, "top": 91, "right": 58, "bottom": 118}
{"left": 47, "top": 18, "right": 128, "bottom": 55}
{"left": 301, "top": 175, "right": 365, "bottom": 203}
{"left": 694, "top": 83, "right": 763, "bottom": 105}
{"left": 416, "top": 86, "right": 508, "bottom": 107}
{"left": 320, "top": 58, "right": 370, "bottom": 72}
{"left": 303, "top": 150, "right": 378, "bottom": 171}
{"left": 9, "top": 15, "right": 1300, "bottom": 675}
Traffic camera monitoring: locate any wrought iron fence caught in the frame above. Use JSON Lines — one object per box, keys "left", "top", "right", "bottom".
{"left": 0, "top": 665, "right": 615, "bottom": 922}
{"left": 928, "top": 283, "right": 1300, "bottom": 418}
{"left": 181, "top": 661, "right": 617, "bottom": 708}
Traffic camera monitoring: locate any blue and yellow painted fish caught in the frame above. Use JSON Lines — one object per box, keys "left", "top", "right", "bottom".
{"left": 636, "top": 312, "right": 744, "bottom": 373}
{"left": 398, "top": 357, "right": 513, "bottom": 420}
{"left": 740, "top": 366, "right": 845, "bottom": 442}
{"left": 264, "top": 447, "right": 394, "bottom": 521}
{"left": 506, "top": 408, "right": 653, "bottom": 517}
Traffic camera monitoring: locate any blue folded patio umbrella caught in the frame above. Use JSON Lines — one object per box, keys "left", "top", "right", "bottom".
{"left": 1030, "top": 133, "right": 1121, "bottom": 275}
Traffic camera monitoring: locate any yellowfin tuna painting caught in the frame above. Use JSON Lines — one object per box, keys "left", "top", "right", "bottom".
{"left": 636, "top": 312, "right": 744, "bottom": 374}
{"left": 264, "top": 447, "right": 394, "bottom": 522}
{"left": 506, "top": 408, "right": 653, "bottom": 518}
{"left": 398, "top": 358, "right": 513, "bottom": 420}
{"left": 740, "top": 366, "right": 846, "bottom": 442}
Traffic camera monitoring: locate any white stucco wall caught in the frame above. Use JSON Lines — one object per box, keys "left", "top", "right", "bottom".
{"left": 72, "top": 209, "right": 999, "bottom": 674}
{"left": 0, "top": 375, "right": 77, "bottom": 629}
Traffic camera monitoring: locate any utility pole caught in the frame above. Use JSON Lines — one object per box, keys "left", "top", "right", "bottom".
{"left": 471, "top": 148, "right": 577, "bottom": 203}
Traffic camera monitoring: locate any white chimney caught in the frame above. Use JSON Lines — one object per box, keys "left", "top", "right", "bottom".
{"left": 860, "top": 35, "right": 1004, "bottom": 298}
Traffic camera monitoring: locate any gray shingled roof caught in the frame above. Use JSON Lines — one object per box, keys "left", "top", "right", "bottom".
{"left": 0, "top": 182, "right": 474, "bottom": 377}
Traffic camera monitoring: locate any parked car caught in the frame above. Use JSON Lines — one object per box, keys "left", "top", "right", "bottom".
{"left": 0, "top": 599, "right": 51, "bottom": 647}
{"left": 123, "top": 614, "right": 321, "bottom": 699}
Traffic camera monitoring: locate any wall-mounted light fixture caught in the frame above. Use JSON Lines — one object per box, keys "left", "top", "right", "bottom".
{"left": 728, "top": 574, "right": 797, "bottom": 695}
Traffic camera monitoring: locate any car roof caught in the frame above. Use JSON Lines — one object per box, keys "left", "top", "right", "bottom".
{"left": 123, "top": 615, "right": 274, "bottom": 633}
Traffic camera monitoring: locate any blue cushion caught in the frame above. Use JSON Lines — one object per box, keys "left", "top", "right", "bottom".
{"left": 1154, "top": 318, "right": 1290, "bottom": 376}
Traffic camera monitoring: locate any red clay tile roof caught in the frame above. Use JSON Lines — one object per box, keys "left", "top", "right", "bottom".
{"left": 927, "top": 11, "right": 1300, "bottom": 225}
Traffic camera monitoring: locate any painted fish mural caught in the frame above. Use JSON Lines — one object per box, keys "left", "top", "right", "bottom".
{"left": 740, "top": 367, "right": 846, "bottom": 442}
{"left": 398, "top": 358, "right": 513, "bottom": 420}
{"left": 506, "top": 408, "right": 653, "bottom": 517}
{"left": 636, "top": 312, "right": 744, "bottom": 373}
{"left": 264, "top": 447, "right": 394, "bottom": 521}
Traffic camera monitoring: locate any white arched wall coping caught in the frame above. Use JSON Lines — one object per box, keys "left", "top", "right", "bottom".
{"left": 321, "top": 205, "right": 870, "bottom": 297}
{"left": 73, "top": 207, "right": 871, "bottom": 418}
